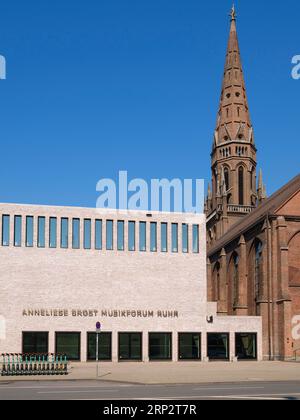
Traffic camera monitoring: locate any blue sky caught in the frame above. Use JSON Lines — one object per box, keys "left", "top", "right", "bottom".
{"left": 0, "top": 0, "right": 299, "bottom": 207}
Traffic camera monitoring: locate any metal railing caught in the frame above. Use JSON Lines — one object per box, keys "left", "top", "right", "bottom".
{"left": 1, "top": 353, "right": 68, "bottom": 376}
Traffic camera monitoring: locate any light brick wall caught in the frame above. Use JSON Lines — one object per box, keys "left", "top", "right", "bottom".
{"left": 0, "top": 203, "right": 262, "bottom": 361}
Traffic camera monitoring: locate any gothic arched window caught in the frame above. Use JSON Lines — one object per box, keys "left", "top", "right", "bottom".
{"left": 232, "top": 253, "right": 239, "bottom": 307}
{"left": 238, "top": 166, "right": 244, "bottom": 205}
{"left": 224, "top": 167, "right": 230, "bottom": 191}
{"left": 255, "top": 240, "right": 263, "bottom": 303}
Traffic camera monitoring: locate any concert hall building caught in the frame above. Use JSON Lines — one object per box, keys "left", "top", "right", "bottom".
{"left": 0, "top": 203, "right": 262, "bottom": 362}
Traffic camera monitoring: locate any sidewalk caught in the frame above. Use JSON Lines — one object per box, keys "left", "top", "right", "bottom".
{"left": 1, "top": 361, "right": 300, "bottom": 384}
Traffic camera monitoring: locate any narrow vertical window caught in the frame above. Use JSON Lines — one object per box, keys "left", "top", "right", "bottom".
{"left": 61, "top": 218, "right": 69, "bottom": 249}
{"left": 84, "top": 219, "right": 91, "bottom": 250}
{"left": 26, "top": 216, "right": 34, "bottom": 247}
{"left": 182, "top": 224, "right": 189, "bottom": 253}
{"left": 95, "top": 220, "right": 102, "bottom": 250}
{"left": 238, "top": 166, "right": 244, "bottom": 205}
{"left": 49, "top": 217, "right": 57, "bottom": 248}
{"left": 171, "top": 223, "right": 178, "bottom": 253}
{"left": 233, "top": 254, "right": 239, "bottom": 306}
{"left": 161, "top": 223, "right": 168, "bottom": 253}
{"left": 72, "top": 218, "right": 80, "bottom": 249}
{"left": 14, "top": 215, "right": 22, "bottom": 247}
{"left": 193, "top": 225, "right": 199, "bottom": 254}
{"left": 224, "top": 167, "right": 230, "bottom": 191}
{"left": 117, "top": 221, "right": 124, "bottom": 251}
{"left": 139, "top": 222, "right": 146, "bottom": 252}
{"left": 128, "top": 221, "right": 135, "bottom": 251}
{"left": 38, "top": 217, "right": 46, "bottom": 248}
{"left": 150, "top": 222, "right": 157, "bottom": 252}
{"left": 106, "top": 220, "right": 113, "bottom": 250}
{"left": 2, "top": 215, "right": 10, "bottom": 246}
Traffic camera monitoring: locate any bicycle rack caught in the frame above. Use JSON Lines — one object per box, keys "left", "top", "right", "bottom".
{"left": 0, "top": 353, "right": 68, "bottom": 376}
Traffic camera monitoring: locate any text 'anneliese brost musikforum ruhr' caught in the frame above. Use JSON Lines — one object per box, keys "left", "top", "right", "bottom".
{"left": 22, "top": 309, "right": 180, "bottom": 318}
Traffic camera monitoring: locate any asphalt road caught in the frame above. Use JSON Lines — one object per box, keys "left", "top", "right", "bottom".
{"left": 0, "top": 380, "right": 300, "bottom": 400}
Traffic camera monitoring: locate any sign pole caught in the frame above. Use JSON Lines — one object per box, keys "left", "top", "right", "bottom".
{"left": 95, "top": 322, "right": 101, "bottom": 379}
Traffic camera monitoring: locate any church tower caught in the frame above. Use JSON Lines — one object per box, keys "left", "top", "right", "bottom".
{"left": 206, "top": 6, "right": 266, "bottom": 246}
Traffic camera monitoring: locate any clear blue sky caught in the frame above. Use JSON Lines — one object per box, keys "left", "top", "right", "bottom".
{"left": 0, "top": 0, "right": 299, "bottom": 207}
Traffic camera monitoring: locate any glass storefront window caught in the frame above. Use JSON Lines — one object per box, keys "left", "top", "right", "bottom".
{"left": 119, "top": 333, "right": 142, "bottom": 361}
{"left": 87, "top": 332, "right": 112, "bottom": 361}
{"left": 22, "top": 332, "right": 49, "bottom": 354}
{"left": 149, "top": 333, "right": 172, "bottom": 361}
{"left": 179, "top": 333, "right": 201, "bottom": 360}
{"left": 55, "top": 332, "right": 81, "bottom": 361}
{"left": 235, "top": 333, "right": 257, "bottom": 360}
{"left": 207, "top": 333, "right": 229, "bottom": 361}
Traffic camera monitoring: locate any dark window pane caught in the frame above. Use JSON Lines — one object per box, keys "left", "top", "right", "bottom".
{"left": 87, "top": 332, "right": 112, "bottom": 361}
{"left": 193, "top": 225, "right": 199, "bottom": 254}
{"left": 171, "top": 223, "right": 178, "bottom": 253}
{"left": 235, "top": 333, "right": 257, "bottom": 360}
{"left": 38, "top": 217, "right": 46, "bottom": 248}
{"left": 14, "top": 215, "right": 22, "bottom": 247}
{"left": 26, "top": 216, "right": 34, "bottom": 247}
{"left": 117, "top": 221, "right": 124, "bottom": 251}
{"left": 139, "top": 222, "right": 146, "bottom": 252}
{"left": 179, "top": 333, "right": 201, "bottom": 360}
{"left": 84, "top": 219, "right": 91, "bottom": 250}
{"left": 119, "top": 333, "right": 142, "bottom": 361}
{"left": 49, "top": 217, "right": 57, "bottom": 248}
{"left": 150, "top": 222, "right": 157, "bottom": 252}
{"left": 128, "top": 222, "right": 135, "bottom": 251}
{"left": 61, "top": 218, "right": 69, "bottom": 249}
{"left": 55, "top": 332, "right": 81, "bottom": 361}
{"left": 22, "top": 332, "right": 49, "bottom": 354}
{"left": 161, "top": 223, "right": 168, "bottom": 252}
{"left": 106, "top": 220, "right": 113, "bottom": 250}
{"left": 72, "top": 219, "right": 80, "bottom": 249}
{"left": 149, "top": 333, "right": 172, "bottom": 360}
{"left": 182, "top": 224, "right": 189, "bottom": 253}
{"left": 2, "top": 215, "right": 10, "bottom": 246}
{"left": 239, "top": 166, "right": 244, "bottom": 205}
{"left": 95, "top": 220, "right": 102, "bottom": 250}
{"left": 207, "top": 333, "right": 229, "bottom": 361}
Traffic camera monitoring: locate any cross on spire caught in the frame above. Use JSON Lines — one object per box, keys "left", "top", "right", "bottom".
{"left": 230, "top": 4, "right": 236, "bottom": 21}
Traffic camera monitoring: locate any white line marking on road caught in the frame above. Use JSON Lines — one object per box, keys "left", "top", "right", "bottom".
{"left": 0, "top": 385, "right": 127, "bottom": 390}
{"left": 193, "top": 387, "right": 265, "bottom": 391}
{"left": 38, "top": 390, "right": 120, "bottom": 395}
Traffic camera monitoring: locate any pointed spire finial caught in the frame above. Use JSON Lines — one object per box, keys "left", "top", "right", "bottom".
{"left": 230, "top": 4, "right": 237, "bottom": 21}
